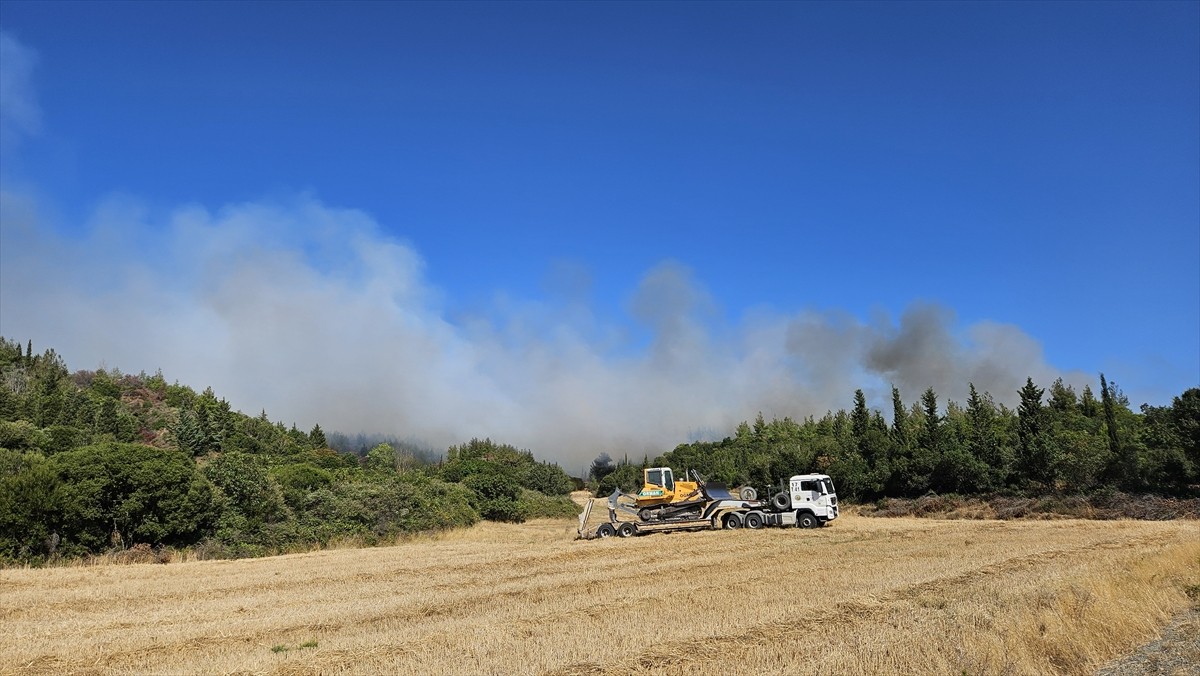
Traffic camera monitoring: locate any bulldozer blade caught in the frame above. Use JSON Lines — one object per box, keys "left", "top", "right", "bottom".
{"left": 607, "top": 488, "right": 642, "bottom": 515}
{"left": 577, "top": 497, "right": 594, "bottom": 537}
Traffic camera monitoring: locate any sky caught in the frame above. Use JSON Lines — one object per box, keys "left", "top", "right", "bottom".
{"left": 1, "top": 1, "right": 1197, "bottom": 468}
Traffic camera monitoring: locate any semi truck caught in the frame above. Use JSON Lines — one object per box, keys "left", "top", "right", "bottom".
{"left": 577, "top": 467, "right": 838, "bottom": 539}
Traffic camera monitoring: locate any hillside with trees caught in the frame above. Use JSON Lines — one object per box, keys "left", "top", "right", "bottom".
{"left": 2, "top": 336, "right": 1196, "bottom": 565}
{"left": 592, "top": 380, "right": 1200, "bottom": 507}
{"left": 0, "top": 338, "right": 576, "bottom": 565}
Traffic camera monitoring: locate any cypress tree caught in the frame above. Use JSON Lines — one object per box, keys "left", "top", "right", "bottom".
{"left": 1100, "top": 373, "right": 1120, "bottom": 453}
{"left": 1100, "top": 373, "right": 1137, "bottom": 487}
{"left": 890, "top": 385, "right": 909, "bottom": 448}
{"left": 851, "top": 389, "right": 870, "bottom": 442}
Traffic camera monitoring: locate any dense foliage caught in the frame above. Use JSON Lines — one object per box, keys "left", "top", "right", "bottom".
{"left": 594, "top": 380, "right": 1200, "bottom": 503}
{"left": 0, "top": 338, "right": 575, "bottom": 564}
{"left": 3, "top": 335, "right": 1195, "bottom": 564}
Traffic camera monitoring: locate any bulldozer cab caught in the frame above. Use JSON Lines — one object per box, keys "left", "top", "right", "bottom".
{"left": 645, "top": 467, "right": 675, "bottom": 492}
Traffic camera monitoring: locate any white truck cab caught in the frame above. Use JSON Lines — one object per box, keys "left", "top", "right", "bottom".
{"left": 788, "top": 474, "right": 838, "bottom": 527}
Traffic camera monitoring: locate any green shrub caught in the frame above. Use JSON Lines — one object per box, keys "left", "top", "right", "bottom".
{"left": 0, "top": 450, "right": 61, "bottom": 562}
{"left": 463, "top": 471, "right": 526, "bottom": 523}
{"left": 50, "top": 442, "right": 219, "bottom": 554}
{"left": 518, "top": 489, "right": 580, "bottom": 519}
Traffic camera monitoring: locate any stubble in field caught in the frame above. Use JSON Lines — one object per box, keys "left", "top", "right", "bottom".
{"left": 2, "top": 513, "right": 1197, "bottom": 675}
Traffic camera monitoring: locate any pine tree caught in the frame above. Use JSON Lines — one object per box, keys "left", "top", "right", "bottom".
{"left": 851, "top": 389, "right": 870, "bottom": 441}
{"left": 310, "top": 423, "right": 327, "bottom": 449}
{"left": 1016, "top": 377, "right": 1056, "bottom": 488}
{"left": 919, "top": 387, "right": 941, "bottom": 453}
{"left": 966, "top": 383, "right": 1002, "bottom": 489}
{"left": 1080, "top": 385, "right": 1099, "bottom": 418}
{"left": 172, "top": 409, "right": 205, "bottom": 456}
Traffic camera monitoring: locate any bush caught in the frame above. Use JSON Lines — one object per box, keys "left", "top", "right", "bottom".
{"left": 50, "top": 442, "right": 219, "bottom": 554}
{"left": 296, "top": 474, "right": 479, "bottom": 546}
{"left": 518, "top": 489, "right": 581, "bottom": 519}
{"left": 0, "top": 420, "right": 47, "bottom": 453}
{"left": 522, "top": 462, "right": 575, "bottom": 496}
{"left": 0, "top": 450, "right": 61, "bottom": 562}
{"left": 463, "top": 471, "right": 526, "bottom": 523}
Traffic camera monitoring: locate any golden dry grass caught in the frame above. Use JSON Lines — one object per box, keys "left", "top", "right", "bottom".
{"left": 1, "top": 513, "right": 1197, "bottom": 675}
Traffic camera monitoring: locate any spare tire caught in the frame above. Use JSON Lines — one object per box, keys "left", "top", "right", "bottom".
{"left": 739, "top": 487, "right": 758, "bottom": 501}
{"left": 772, "top": 492, "right": 790, "bottom": 510}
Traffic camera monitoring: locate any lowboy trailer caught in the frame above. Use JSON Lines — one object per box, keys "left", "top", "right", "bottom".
{"left": 577, "top": 470, "right": 838, "bottom": 539}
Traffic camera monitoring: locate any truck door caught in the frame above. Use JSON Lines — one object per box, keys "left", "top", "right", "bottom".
{"left": 799, "top": 479, "right": 818, "bottom": 504}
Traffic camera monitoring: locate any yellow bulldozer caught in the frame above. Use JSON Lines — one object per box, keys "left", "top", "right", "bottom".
{"left": 633, "top": 467, "right": 732, "bottom": 522}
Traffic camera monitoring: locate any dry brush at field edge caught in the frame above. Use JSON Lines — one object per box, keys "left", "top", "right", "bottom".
{"left": 1, "top": 515, "right": 1197, "bottom": 676}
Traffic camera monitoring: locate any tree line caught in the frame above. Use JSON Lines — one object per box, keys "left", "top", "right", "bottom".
{"left": 591, "top": 378, "right": 1199, "bottom": 502}
{"left": 0, "top": 338, "right": 576, "bottom": 564}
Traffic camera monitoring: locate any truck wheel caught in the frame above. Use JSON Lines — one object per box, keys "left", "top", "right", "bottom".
{"left": 724, "top": 514, "right": 742, "bottom": 529}
{"left": 744, "top": 512, "right": 764, "bottom": 529}
{"left": 596, "top": 523, "right": 616, "bottom": 538}
{"left": 617, "top": 522, "right": 636, "bottom": 538}
{"left": 797, "top": 512, "right": 819, "bottom": 529}
{"left": 772, "top": 493, "right": 790, "bottom": 510}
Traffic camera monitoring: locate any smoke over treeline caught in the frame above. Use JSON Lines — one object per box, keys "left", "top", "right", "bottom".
{"left": 0, "top": 193, "right": 1090, "bottom": 468}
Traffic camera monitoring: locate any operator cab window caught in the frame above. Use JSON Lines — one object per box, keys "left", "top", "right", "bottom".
{"left": 647, "top": 469, "right": 663, "bottom": 487}
{"left": 663, "top": 469, "right": 674, "bottom": 492}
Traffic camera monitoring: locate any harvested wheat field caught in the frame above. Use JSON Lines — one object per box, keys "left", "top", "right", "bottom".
{"left": 2, "top": 513, "right": 1198, "bottom": 676}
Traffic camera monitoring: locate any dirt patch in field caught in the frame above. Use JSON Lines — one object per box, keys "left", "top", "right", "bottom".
{"left": 1095, "top": 608, "right": 1200, "bottom": 675}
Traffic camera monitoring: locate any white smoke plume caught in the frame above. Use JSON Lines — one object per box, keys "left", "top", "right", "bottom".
{"left": 0, "top": 30, "right": 1094, "bottom": 469}
{"left": 0, "top": 190, "right": 1091, "bottom": 469}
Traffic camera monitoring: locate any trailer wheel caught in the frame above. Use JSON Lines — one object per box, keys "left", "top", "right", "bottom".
{"left": 617, "top": 522, "right": 637, "bottom": 538}
{"left": 744, "top": 512, "right": 764, "bottom": 529}
{"left": 596, "top": 523, "right": 616, "bottom": 538}
{"left": 724, "top": 514, "right": 742, "bottom": 529}
{"left": 797, "top": 512, "right": 819, "bottom": 529}
{"left": 772, "top": 493, "right": 790, "bottom": 510}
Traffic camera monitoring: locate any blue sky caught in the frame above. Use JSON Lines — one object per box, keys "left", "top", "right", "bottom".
{"left": 1, "top": 1, "right": 1197, "bottom": 463}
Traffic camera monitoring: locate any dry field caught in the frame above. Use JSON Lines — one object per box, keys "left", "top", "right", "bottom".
{"left": 2, "top": 512, "right": 1198, "bottom": 676}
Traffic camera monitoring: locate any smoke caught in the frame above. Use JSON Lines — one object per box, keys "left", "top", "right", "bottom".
{"left": 0, "top": 30, "right": 1092, "bottom": 469}
{"left": 0, "top": 188, "right": 1092, "bottom": 468}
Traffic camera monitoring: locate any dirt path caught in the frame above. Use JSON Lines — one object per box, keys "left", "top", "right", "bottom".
{"left": 1095, "top": 608, "right": 1200, "bottom": 676}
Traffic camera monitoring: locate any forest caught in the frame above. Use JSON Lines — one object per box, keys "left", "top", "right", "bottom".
{"left": 592, "top": 378, "right": 1200, "bottom": 507}
{"left": 1, "top": 335, "right": 1197, "bottom": 565}
{"left": 0, "top": 338, "right": 577, "bottom": 564}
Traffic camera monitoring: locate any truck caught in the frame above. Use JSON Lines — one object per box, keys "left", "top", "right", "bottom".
{"left": 577, "top": 467, "right": 839, "bottom": 539}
